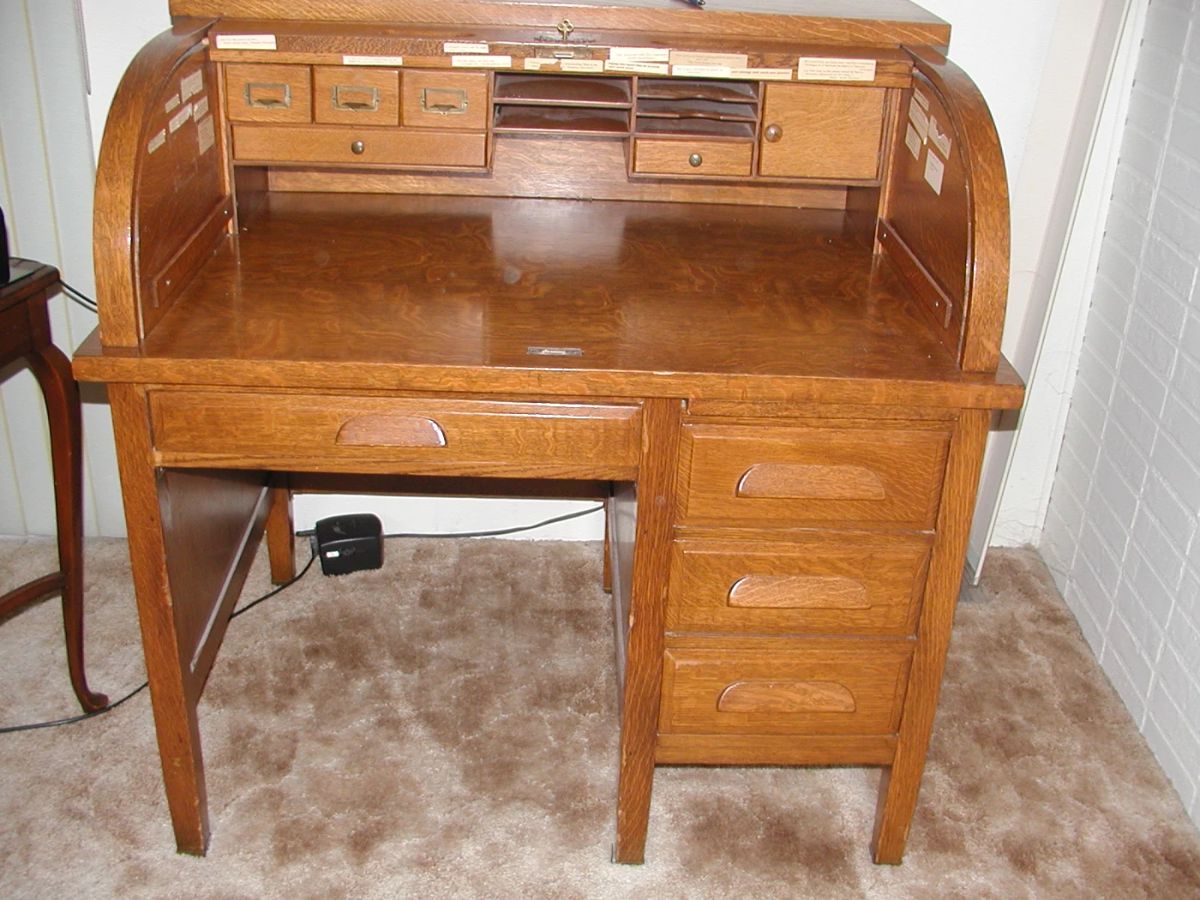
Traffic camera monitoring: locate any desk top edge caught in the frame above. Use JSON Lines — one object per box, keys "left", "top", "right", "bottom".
{"left": 171, "top": 0, "right": 951, "bottom": 47}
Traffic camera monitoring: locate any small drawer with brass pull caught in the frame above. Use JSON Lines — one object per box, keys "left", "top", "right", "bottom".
{"left": 632, "top": 138, "right": 752, "bottom": 177}
{"left": 402, "top": 71, "right": 489, "bottom": 130}
{"left": 225, "top": 64, "right": 312, "bottom": 123}
{"left": 314, "top": 66, "right": 400, "bottom": 126}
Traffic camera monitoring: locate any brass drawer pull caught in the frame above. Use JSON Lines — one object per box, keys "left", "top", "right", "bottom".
{"left": 421, "top": 86, "right": 469, "bottom": 115}
{"left": 332, "top": 84, "right": 380, "bottom": 112}
{"left": 335, "top": 415, "right": 447, "bottom": 447}
{"left": 688, "top": 152, "right": 703, "bottom": 167}
{"left": 350, "top": 140, "right": 366, "bottom": 154}
{"left": 764, "top": 123, "right": 783, "bottom": 142}
{"left": 717, "top": 680, "right": 857, "bottom": 714}
{"left": 244, "top": 81, "right": 292, "bottom": 109}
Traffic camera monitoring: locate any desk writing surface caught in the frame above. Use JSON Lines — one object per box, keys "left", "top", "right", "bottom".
{"left": 94, "top": 193, "right": 1016, "bottom": 406}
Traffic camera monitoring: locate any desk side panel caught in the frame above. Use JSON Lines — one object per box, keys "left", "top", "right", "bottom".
{"left": 95, "top": 19, "right": 230, "bottom": 348}
{"left": 878, "top": 49, "right": 1009, "bottom": 374}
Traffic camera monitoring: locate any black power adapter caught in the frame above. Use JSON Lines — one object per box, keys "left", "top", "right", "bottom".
{"left": 312, "top": 514, "right": 383, "bottom": 575}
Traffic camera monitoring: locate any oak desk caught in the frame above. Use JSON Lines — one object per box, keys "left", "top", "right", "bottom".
{"left": 75, "top": 0, "right": 1024, "bottom": 865}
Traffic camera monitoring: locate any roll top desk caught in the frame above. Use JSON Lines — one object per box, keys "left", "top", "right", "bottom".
{"left": 75, "top": 0, "right": 1024, "bottom": 865}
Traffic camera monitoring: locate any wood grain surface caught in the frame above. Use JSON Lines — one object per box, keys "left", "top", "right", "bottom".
{"left": 172, "top": 0, "right": 951, "bottom": 48}
{"left": 76, "top": 193, "right": 1021, "bottom": 410}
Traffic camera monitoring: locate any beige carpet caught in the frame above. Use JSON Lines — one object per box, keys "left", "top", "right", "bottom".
{"left": 1, "top": 536, "right": 1197, "bottom": 897}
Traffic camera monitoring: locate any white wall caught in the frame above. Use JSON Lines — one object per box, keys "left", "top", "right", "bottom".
{"left": 4, "top": 1, "right": 1071, "bottom": 541}
{"left": 0, "top": 0, "right": 125, "bottom": 540}
{"left": 1041, "top": 0, "right": 1200, "bottom": 828}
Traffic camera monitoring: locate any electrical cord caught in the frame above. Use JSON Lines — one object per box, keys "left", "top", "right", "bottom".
{"left": 59, "top": 280, "right": 99, "bottom": 313}
{"left": 1, "top": 503, "right": 603, "bottom": 733}
{"left": 0, "top": 544, "right": 318, "bottom": 735}
{"left": 297, "top": 502, "right": 604, "bottom": 540}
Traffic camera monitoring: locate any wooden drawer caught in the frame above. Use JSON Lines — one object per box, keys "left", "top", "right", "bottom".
{"left": 668, "top": 534, "right": 931, "bottom": 636}
{"left": 402, "top": 71, "right": 489, "bottom": 131}
{"left": 225, "top": 64, "right": 312, "bottom": 124}
{"left": 148, "top": 392, "right": 640, "bottom": 478}
{"left": 313, "top": 66, "right": 400, "bottom": 126}
{"left": 677, "top": 423, "right": 950, "bottom": 528}
{"left": 633, "top": 139, "right": 753, "bottom": 177}
{"left": 231, "top": 125, "right": 487, "bottom": 168}
{"left": 660, "top": 636, "right": 912, "bottom": 735}
{"left": 758, "top": 84, "right": 884, "bottom": 180}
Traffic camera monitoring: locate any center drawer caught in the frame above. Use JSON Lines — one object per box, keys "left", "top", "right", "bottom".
{"left": 677, "top": 422, "right": 951, "bottom": 528}
{"left": 231, "top": 125, "right": 486, "bottom": 168}
{"left": 148, "top": 391, "right": 641, "bottom": 478}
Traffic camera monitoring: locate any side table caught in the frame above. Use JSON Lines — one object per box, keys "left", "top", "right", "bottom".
{"left": 1, "top": 259, "right": 107, "bottom": 712}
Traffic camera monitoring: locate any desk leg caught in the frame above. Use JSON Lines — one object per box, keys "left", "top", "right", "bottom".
{"left": 109, "top": 385, "right": 210, "bottom": 855}
{"left": 27, "top": 340, "right": 108, "bottom": 712}
{"left": 872, "top": 410, "right": 988, "bottom": 864}
{"left": 265, "top": 476, "right": 296, "bottom": 584}
{"left": 614, "top": 398, "right": 680, "bottom": 864}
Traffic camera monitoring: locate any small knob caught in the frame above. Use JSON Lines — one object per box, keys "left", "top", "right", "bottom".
{"left": 764, "top": 123, "right": 783, "bottom": 143}
{"left": 688, "top": 152, "right": 703, "bottom": 168}
{"left": 350, "top": 140, "right": 365, "bottom": 155}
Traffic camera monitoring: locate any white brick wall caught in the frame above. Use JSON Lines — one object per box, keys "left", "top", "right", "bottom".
{"left": 1041, "top": 0, "right": 1200, "bottom": 827}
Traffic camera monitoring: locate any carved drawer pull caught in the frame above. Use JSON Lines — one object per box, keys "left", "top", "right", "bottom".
{"left": 332, "top": 84, "right": 380, "bottom": 112}
{"left": 728, "top": 574, "right": 870, "bottom": 609}
{"left": 244, "top": 82, "right": 292, "bottom": 109}
{"left": 736, "top": 462, "right": 886, "bottom": 500}
{"left": 334, "top": 415, "right": 447, "bottom": 447}
{"left": 717, "top": 680, "right": 856, "bottom": 713}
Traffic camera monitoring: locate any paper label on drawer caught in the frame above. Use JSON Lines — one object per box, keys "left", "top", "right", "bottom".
{"left": 196, "top": 114, "right": 215, "bottom": 154}
{"left": 671, "top": 64, "right": 732, "bottom": 78}
{"left": 560, "top": 59, "right": 604, "bottom": 73}
{"left": 608, "top": 46, "right": 670, "bottom": 63}
{"left": 908, "top": 97, "right": 929, "bottom": 142}
{"left": 168, "top": 103, "right": 193, "bottom": 133}
{"left": 924, "top": 150, "right": 945, "bottom": 194}
{"left": 904, "top": 123, "right": 921, "bottom": 160}
{"left": 342, "top": 55, "right": 405, "bottom": 66}
{"left": 928, "top": 114, "right": 952, "bottom": 158}
{"left": 524, "top": 57, "right": 559, "bottom": 70}
{"left": 734, "top": 67, "right": 794, "bottom": 81}
{"left": 164, "top": 93, "right": 180, "bottom": 114}
{"left": 192, "top": 95, "right": 209, "bottom": 119}
{"left": 180, "top": 69, "right": 204, "bottom": 101}
{"left": 795, "top": 57, "right": 876, "bottom": 82}
{"left": 147, "top": 129, "right": 167, "bottom": 155}
{"left": 444, "top": 41, "right": 489, "bottom": 53}
{"left": 215, "top": 34, "right": 277, "bottom": 51}
{"left": 669, "top": 50, "right": 749, "bottom": 68}
{"left": 605, "top": 60, "right": 669, "bottom": 75}
{"left": 451, "top": 54, "right": 512, "bottom": 68}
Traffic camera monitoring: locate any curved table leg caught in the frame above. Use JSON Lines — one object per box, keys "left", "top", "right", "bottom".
{"left": 28, "top": 341, "right": 108, "bottom": 713}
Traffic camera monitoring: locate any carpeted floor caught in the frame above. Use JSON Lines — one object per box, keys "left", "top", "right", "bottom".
{"left": 1, "top": 536, "right": 1198, "bottom": 898}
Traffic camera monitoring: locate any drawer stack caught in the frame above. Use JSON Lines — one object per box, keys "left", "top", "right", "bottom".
{"left": 657, "top": 414, "right": 952, "bottom": 765}
{"left": 226, "top": 63, "right": 489, "bottom": 169}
